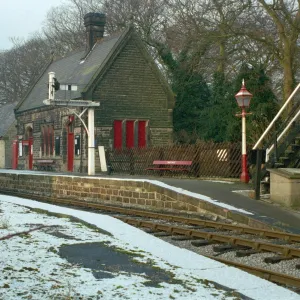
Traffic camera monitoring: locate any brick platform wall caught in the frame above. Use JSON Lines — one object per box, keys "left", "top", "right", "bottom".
{"left": 0, "top": 172, "right": 273, "bottom": 230}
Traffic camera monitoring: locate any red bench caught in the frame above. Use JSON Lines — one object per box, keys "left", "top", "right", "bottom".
{"left": 33, "top": 159, "right": 56, "bottom": 171}
{"left": 146, "top": 160, "right": 192, "bottom": 173}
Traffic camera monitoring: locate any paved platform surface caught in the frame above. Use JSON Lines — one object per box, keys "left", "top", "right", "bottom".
{"left": 158, "top": 178, "right": 300, "bottom": 234}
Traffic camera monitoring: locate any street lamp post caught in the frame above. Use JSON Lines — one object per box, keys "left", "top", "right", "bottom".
{"left": 235, "top": 79, "right": 253, "bottom": 183}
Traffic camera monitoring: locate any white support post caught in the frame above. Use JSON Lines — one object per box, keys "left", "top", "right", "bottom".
{"left": 88, "top": 108, "right": 95, "bottom": 175}
{"left": 242, "top": 111, "right": 247, "bottom": 156}
{"left": 48, "top": 72, "right": 55, "bottom": 103}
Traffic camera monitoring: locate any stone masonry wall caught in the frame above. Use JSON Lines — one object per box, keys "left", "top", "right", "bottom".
{"left": 3, "top": 121, "right": 17, "bottom": 169}
{"left": 16, "top": 106, "right": 87, "bottom": 172}
{"left": 0, "top": 172, "right": 272, "bottom": 230}
{"left": 92, "top": 35, "right": 173, "bottom": 148}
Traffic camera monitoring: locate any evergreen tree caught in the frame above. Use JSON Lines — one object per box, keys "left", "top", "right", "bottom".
{"left": 159, "top": 44, "right": 278, "bottom": 144}
{"left": 198, "top": 72, "right": 235, "bottom": 142}
{"left": 159, "top": 48, "right": 210, "bottom": 143}
{"left": 198, "top": 64, "right": 278, "bottom": 144}
{"left": 227, "top": 64, "right": 279, "bottom": 144}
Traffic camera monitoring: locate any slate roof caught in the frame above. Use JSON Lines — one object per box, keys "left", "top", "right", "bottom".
{"left": 0, "top": 102, "right": 17, "bottom": 137}
{"left": 16, "top": 29, "right": 127, "bottom": 112}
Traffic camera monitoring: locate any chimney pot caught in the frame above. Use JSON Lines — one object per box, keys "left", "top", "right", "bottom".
{"left": 84, "top": 13, "right": 106, "bottom": 51}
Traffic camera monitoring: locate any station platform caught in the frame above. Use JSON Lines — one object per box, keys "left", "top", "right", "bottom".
{"left": 90, "top": 173, "right": 300, "bottom": 234}
{"left": 0, "top": 169, "right": 299, "bottom": 234}
{"left": 158, "top": 177, "right": 300, "bottom": 234}
{"left": 105, "top": 174, "right": 300, "bottom": 234}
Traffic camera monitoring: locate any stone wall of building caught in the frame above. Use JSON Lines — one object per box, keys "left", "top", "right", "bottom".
{"left": 3, "top": 121, "right": 17, "bottom": 169}
{"left": 93, "top": 35, "right": 173, "bottom": 148}
{"left": 16, "top": 106, "right": 87, "bottom": 172}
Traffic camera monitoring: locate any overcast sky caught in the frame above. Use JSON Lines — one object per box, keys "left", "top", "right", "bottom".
{"left": 0, "top": 0, "right": 64, "bottom": 50}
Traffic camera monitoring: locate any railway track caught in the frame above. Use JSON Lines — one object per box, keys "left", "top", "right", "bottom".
{"left": 1, "top": 193, "right": 300, "bottom": 291}
{"left": 114, "top": 215, "right": 300, "bottom": 291}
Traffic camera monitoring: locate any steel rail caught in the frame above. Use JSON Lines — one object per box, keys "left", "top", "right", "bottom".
{"left": 205, "top": 255, "right": 300, "bottom": 288}
{"left": 2, "top": 191, "right": 300, "bottom": 246}
{"left": 117, "top": 217, "right": 300, "bottom": 258}
{"left": 3, "top": 192, "right": 299, "bottom": 289}
{"left": 52, "top": 198, "right": 300, "bottom": 243}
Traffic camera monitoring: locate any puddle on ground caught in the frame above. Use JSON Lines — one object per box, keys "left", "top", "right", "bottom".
{"left": 59, "top": 243, "right": 254, "bottom": 299}
{"left": 59, "top": 242, "right": 172, "bottom": 287}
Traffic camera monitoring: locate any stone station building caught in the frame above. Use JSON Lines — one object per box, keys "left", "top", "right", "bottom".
{"left": 13, "top": 13, "right": 174, "bottom": 173}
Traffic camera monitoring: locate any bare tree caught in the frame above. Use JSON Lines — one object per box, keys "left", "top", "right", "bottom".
{"left": 243, "top": 0, "right": 300, "bottom": 104}
{"left": 0, "top": 36, "right": 51, "bottom": 105}
{"left": 159, "top": 0, "right": 256, "bottom": 79}
{"left": 42, "top": 4, "right": 87, "bottom": 56}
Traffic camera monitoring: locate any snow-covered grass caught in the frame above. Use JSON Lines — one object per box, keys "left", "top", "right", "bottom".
{"left": 0, "top": 215, "right": 10, "bottom": 229}
{"left": 0, "top": 195, "right": 299, "bottom": 300}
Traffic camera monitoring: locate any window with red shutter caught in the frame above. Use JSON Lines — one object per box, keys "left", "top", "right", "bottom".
{"left": 114, "top": 120, "right": 123, "bottom": 149}
{"left": 113, "top": 119, "right": 148, "bottom": 149}
{"left": 138, "top": 121, "right": 147, "bottom": 148}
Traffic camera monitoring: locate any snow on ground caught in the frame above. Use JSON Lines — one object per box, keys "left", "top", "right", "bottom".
{"left": 203, "top": 180, "right": 234, "bottom": 184}
{"left": 0, "top": 195, "right": 299, "bottom": 300}
{"left": 0, "top": 170, "right": 252, "bottom": 215}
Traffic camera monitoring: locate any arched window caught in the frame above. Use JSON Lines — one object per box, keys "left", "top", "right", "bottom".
{"left": 49, "top": 126, "right": 54, "bottom": 156}
{"left": 41, "top": 125, "right": 54, "bottom": 156}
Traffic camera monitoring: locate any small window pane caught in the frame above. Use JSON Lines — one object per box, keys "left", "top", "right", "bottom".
{"left": 55, "top": 136, "right": 60, "bottom": 156}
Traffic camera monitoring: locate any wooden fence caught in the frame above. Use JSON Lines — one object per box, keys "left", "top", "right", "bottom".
{"left": 105, "top": 142, "right": 244, "bottom": 178}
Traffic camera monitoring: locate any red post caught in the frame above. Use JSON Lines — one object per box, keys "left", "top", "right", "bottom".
{"left": 12, "top": 140, "right": 18, "bottom": 169}
{"left": 240, "top": 108, "right": 249, "bottom": 183}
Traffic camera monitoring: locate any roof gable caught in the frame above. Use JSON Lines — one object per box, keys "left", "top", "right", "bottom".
{"left": 16, "top": 32, "right": 124, "bottom": 112}
{"left": 84, "top": 27, "right": 174, "bottom": 106}
{"left": 16, "top": 26, "right": 174, "bottom": 113}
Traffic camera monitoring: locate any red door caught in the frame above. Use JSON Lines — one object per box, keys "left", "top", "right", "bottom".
{"left": 67, "top": 121, "right": 74, "bottom": 172}
{"left": 12, "top": 140, "right": 18, "bottom": 169}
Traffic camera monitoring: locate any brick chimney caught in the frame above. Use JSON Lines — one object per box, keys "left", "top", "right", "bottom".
{"left": 84, "top": 13, "right": 106, "bottom": 51}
